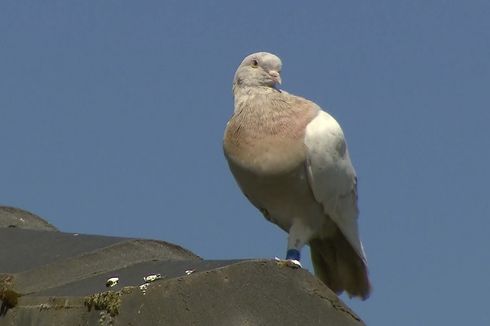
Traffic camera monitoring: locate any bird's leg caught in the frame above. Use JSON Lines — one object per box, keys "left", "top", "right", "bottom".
{"left": 277, "top": 220, "right": 315, "bottom": 269}
{"left": 286, "top": 248, "right": 301, "bottom": 261}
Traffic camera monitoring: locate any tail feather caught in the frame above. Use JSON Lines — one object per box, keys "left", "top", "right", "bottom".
{"left": 310, "top": 231, "right": 371, "bottom": 300}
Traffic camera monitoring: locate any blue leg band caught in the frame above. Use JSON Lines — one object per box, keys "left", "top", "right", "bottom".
{"left": 286, "top": 249, "right": 300, "bottom": 261}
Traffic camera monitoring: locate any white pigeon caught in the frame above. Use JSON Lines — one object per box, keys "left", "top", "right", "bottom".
{"left": 223, "top": 52, "right": 371, "bottom": 299}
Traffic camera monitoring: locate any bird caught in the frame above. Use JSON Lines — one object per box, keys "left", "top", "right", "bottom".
{"left": 223, "top": 52, "right": 371, "bottom": 299}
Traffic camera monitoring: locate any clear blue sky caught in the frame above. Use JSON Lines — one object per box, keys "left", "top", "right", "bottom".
{"left": 1, "top": 1, "right": 489, "bottom": 324}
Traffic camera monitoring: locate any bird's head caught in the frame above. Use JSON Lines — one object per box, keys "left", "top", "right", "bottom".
{"left": 233, "top": 52, "right": 282, "bottom": 89}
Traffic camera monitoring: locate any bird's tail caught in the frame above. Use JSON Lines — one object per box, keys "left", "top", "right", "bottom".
{"left": 309, "top": 230, "right": 371, "bottom": 300}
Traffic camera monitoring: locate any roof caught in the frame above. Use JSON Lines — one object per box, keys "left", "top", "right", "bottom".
{"left": 0, "top": 206, "right": 365, "bottom": 325}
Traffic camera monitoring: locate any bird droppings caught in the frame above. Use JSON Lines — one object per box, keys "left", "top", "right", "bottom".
{"left": 106, "top": 277, "right": 119, "bottom": 288}
{"left": 139, "top": 283, "right": 150, "bottom": 295}
{"left": 143, "top": 274, "right": 162, "bottom": 283}
{"left": 139, "top": 273, "right": 163, "bottom": 295}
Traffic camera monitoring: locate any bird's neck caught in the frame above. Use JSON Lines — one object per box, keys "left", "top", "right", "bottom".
{"left": 232, "top": 85, "right": 280, "bottom": 114}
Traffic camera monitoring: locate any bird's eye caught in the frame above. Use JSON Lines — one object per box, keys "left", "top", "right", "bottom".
{"left": 251, "top": 59, "right": 259, "bottom": 67}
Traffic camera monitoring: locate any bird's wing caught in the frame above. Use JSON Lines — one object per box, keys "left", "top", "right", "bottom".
{"left": 304, "top": 110, "right": 367, "bottom": 263}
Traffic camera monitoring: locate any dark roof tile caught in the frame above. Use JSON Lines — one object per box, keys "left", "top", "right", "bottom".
{"left": 0, "top": 207, "right": 365, "bottom": 325}
{"left": 0, "top": 206, "right": 57, "bottom": 231}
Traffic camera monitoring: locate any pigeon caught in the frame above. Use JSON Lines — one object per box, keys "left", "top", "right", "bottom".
{"left": 223, "top": 52, "right": 371, "bottom": 299}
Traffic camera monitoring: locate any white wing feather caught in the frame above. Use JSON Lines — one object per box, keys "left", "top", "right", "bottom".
{"left": 304, "top": 111, "right": 367, "bottom": 263}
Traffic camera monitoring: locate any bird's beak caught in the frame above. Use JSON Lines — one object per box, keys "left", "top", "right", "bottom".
{"left": 269, "top": 70, "right": 282, "bottom": 85}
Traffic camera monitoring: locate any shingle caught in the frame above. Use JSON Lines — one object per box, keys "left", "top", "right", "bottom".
{"left": 0, "top": 207, "right": 365, "bottom": 326}
{"left": 0, "top": 206, "right": 57, "bottom": 231}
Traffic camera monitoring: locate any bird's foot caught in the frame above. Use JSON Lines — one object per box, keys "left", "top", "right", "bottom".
{"left": 274, "top": 257, "right": 302, "bottom": 269}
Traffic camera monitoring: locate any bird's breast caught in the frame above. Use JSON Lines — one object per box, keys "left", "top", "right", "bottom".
{"left": 224, "top": 96, "right": 319, "bottom": 175}
{"left": 224, "top": 124, "right": 307, "bottom": 175}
